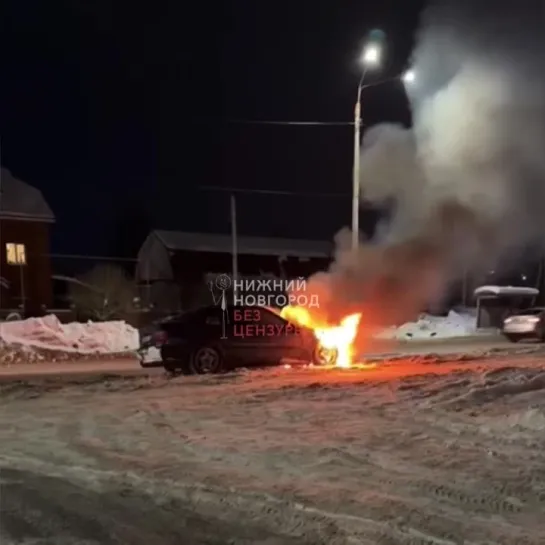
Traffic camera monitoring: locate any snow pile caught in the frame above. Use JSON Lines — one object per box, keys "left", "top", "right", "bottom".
{"left": 0, "top": 314, "right": 139, "bottom": 354}
{"left": 375, "top": 310, "right": 477, "bottom": 340}
{"left": 0, "top": 341, "right": 140, "bottom": 365}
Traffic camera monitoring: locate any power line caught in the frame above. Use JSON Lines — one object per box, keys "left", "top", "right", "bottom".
{"left": 222, "top": 77, "right": 403, "bottom": 128}
{"left": 199, "top": 185, "right": 350, "bottom": 198}
{"left": 225, "top": 119, "right": 354, "bottom": 126}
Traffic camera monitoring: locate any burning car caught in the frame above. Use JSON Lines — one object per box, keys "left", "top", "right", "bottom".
{"left": 153, "top": 304, "right": 353, "bottom": 375}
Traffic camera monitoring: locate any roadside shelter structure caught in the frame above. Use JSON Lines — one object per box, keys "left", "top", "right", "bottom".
{"left": 473, "top": 285, "right": 539, "bottom": 329}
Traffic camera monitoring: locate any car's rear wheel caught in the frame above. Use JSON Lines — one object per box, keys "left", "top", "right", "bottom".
{"left": 312, "top": 344, "right": 338, "bottom": 366}
{"left": 504, "top": 333, "right": 520, "bottom": 343}
{"left": 190, "top": 345, "right": 224, "bottom": 374}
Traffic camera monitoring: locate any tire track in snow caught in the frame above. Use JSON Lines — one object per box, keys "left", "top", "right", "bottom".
{"left": 3, "top": 357, "right": 545, "bottom": 543}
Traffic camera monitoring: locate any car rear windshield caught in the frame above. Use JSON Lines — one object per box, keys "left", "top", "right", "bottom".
{"left": 515, "top": 308, "right": 543, "bottom": 315}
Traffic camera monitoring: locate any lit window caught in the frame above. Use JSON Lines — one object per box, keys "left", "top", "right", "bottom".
{"left": 6, "top": 243, "right": 16, "bottom": 264}
{"left": 5, "top": 243, "right": 26, "bottom": 265}
{"left": 16, "top": 244, "right": 26, "bottom": 265}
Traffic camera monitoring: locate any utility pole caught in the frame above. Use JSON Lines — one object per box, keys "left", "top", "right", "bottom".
{"left": 19, "top": 262, "right": 25, "bottom": 317}
{"left": 230, "top": 194, "right": 238, "bottom": 302}
{"left": 351, "top": 88, "right": 362, "bottom": 251}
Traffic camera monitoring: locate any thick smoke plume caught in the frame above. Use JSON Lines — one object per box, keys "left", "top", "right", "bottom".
{"left": 303, "top": 0, "right": 545, "bottom": 339}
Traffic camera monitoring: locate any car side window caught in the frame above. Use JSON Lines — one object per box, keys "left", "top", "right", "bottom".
{"left": 203, "top": 307, "right": 223, "bottom": 325}
{"left": 174, "top": 307, "right": 221, "bottom": 328}
{"left": 517, "top": 308, "right": 543, "bottom": 316}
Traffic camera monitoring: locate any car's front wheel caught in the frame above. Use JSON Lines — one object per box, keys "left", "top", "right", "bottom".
{"left": 312, "top": 344, "right": 338, "bottom": 366}
{"left": 190, "top": 345, "right": 224, "bottom": 374}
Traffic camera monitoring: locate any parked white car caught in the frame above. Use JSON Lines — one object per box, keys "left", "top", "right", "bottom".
{"left": 502, "top": 307, "right": 545, "bottom": 342}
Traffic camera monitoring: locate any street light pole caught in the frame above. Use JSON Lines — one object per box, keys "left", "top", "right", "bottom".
{"left": 350, "top": 55, "right": 413, "bottom": 252}
{"left": 230, "top": 193, "right": 239, "bottom": 302}
{"left": 351, "top": 82, "right": 364, "bottom": 251}
{"left": 351, "top": 41, "right": 381, "bottom": 251}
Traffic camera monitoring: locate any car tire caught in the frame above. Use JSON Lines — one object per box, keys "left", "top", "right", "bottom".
{"left": 504, "top": 333, "right": 520, "bottom": 343}
{"left": 312, "top": 344, "right": 338, "bottom": 366}
{"left": 190, "top": 345, "right": 224, "bottom": 374}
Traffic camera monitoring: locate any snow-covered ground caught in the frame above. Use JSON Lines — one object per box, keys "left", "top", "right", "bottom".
{"left": 375, "top": 310, "right": 478, "bottom": 340}
{"left": 0, "top": 315, "right": 139, "bottom": 363}
{"left": 1, "top": 351, "right": 545, "bottom": 544}
{"left": 0, "top": 311, "right": 481, "bottom": 367}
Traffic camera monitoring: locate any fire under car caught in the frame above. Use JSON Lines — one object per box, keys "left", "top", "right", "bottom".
{"left": 139, "top": 304, "right": 338, "bottom": 375}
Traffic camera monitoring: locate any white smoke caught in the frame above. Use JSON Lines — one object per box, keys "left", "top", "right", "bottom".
{"left": 360, "top": 0, "right": 545, "bottom": 276}
{"left": 301, "top": 0, "right": 545, "bottom": 333}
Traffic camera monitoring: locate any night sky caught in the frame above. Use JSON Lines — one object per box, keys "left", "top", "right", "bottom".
{"left": 2, "top": 1, "right": 424, "bottom": 257}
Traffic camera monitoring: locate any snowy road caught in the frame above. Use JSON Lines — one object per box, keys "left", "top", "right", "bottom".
{"left": 2, "top": 349, "right": 545, "bottom": 544}
{"left": 0, "top": 358, "right": 154, "bottom": 382}
{"left": 0, "top": 332, "right": 529, "bottom": 383}
{"left": 1, "top": 467, "right": 264, "bottom": 545}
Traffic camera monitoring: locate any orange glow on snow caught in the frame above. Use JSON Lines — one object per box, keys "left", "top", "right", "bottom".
{"left": 280, "top": 306, "right": 361, "bottom": 368}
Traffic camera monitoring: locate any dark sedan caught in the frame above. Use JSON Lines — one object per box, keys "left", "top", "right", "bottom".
{"left": 155, "top": 304, "right": 337, "bottom": 374}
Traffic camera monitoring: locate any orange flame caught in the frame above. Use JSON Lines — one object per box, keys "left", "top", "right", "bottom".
{"left": 280, "top": 306, "right": 361, "bottom": 368}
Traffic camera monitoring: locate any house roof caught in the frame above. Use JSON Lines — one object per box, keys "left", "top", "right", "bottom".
{"left": 0, "top": 168, "right": 55, "bottom": 222}
{"left": 151, "top": 230, "right": 332, "bottom": 258}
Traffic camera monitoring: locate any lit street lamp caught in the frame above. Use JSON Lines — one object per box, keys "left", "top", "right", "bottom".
{"left": 352, "top": 41, "right": 383, "bottom": 251}
{"left": 362, "top": 44, "right": 381, "bottom": 67}
{"left": 402, "top": 69, "right": 415, "bottom": 84}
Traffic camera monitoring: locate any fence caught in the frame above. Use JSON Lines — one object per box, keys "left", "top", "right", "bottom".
{"left": 49, "top": 254, "right": 170, "bottom": 327}
{"left": 48, "top": 253, "right": 138, "bottom": 308}
{"left": 0, "top": 253, "right": 144, "bottom": 321}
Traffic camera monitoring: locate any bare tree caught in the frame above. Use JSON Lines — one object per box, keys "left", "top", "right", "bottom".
{"left": 69, "top": 265, "right": 136, "bottom": 321}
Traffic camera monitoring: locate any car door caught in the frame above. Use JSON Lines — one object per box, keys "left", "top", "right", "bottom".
{"left": 203, "top": 305, "right": 233, "bottom": 343}
{"left": 258, "top": 307, "right": 307, "bottom": 363}
{"left": 161, "top": 307, "right": 223, "bottom": 355}
{"left": 230, "top": 306, "right": 304, "bottom": 364}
